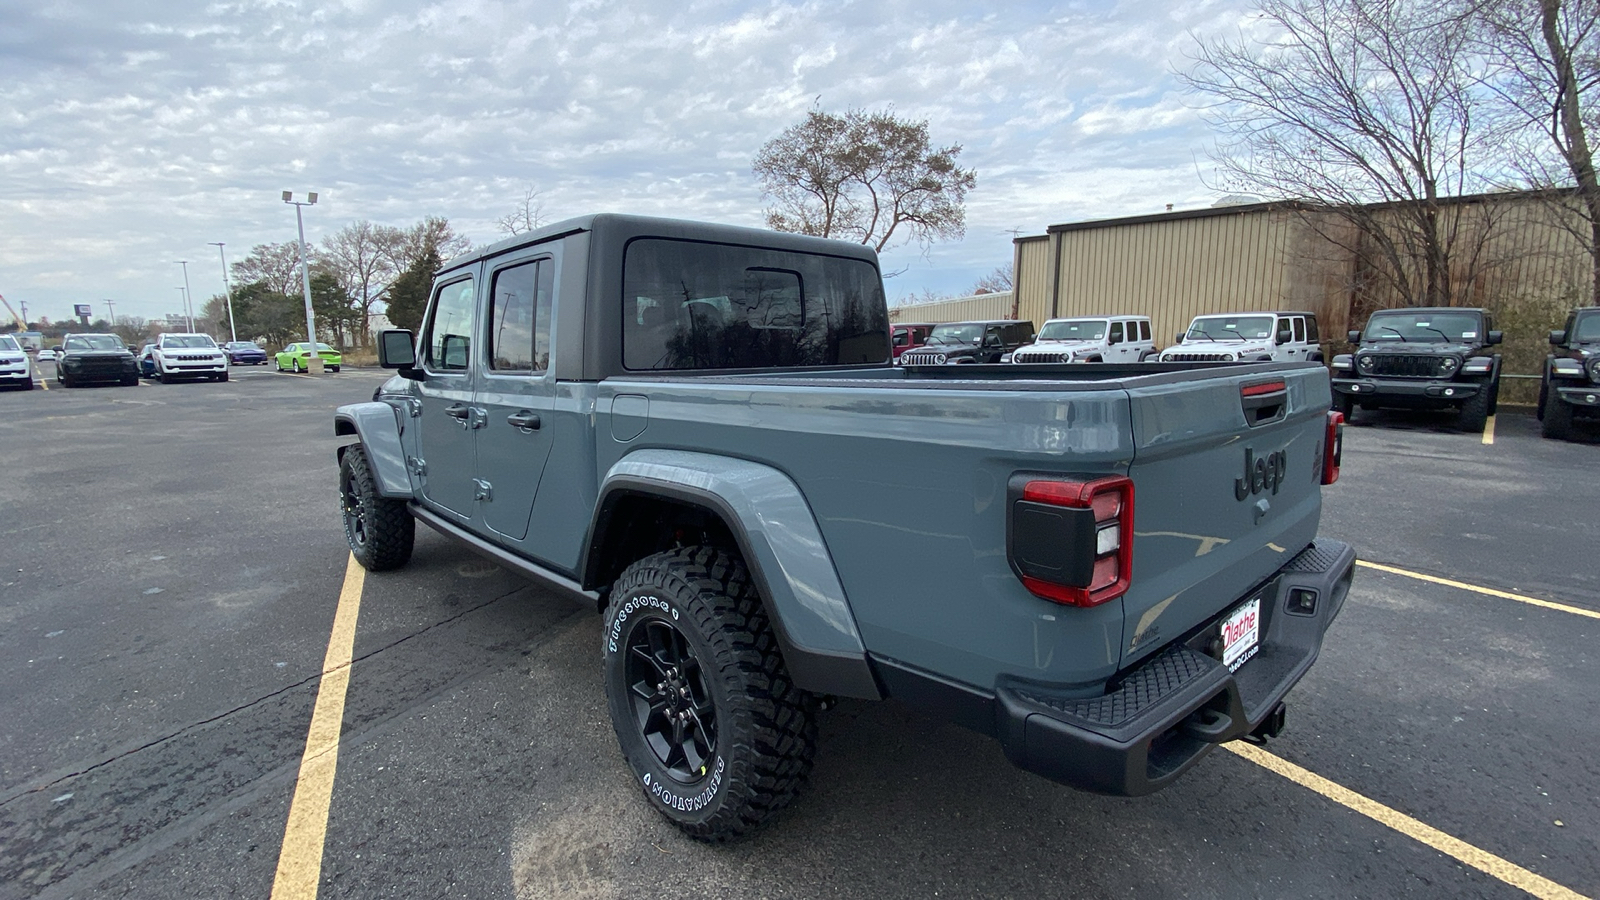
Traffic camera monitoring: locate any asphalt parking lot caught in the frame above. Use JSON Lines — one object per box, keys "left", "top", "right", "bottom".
{"left": 1, "top": 364, "right": 1596, "bottom": 900}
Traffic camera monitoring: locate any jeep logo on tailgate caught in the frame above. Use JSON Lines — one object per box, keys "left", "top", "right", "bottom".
{"left": 1235, "top": 447, "right": 1287, "bottom": 501}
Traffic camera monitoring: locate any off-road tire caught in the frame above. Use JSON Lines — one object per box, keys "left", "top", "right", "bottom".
{"left": 1457, "top": 382, "right": 1491, "bottom": 433}
{"left": 1332, "top": 391, "right": 1354, "bottom": 422}
{"left": 1536, "top": 377, "right": 1548, "bottom": 420}
{"left": 339, "top": 445, "right": 414, "bottom": 571}
{"left": 1542, "top": 393, "right": 1576, "bottom": 441}
{"left": 603, "top": 545, "right": 816, "bottom": 842}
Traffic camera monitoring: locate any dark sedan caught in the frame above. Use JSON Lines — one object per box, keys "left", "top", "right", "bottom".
{"left": 55, "top": 333, "right": 139, "bottom": 387}
{"left": 222, "top": 341, "right": 268, "bottom": 365}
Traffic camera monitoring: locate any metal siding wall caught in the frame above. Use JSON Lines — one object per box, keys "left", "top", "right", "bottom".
{"left": 890, "top": 292, "right": 1015, "bottom": 324}
{"left": 1016, "top": 237, "right": 1052, "bottom": 320}
{"left": 1047, "top": 208, "right": 1300, "bottom": 350}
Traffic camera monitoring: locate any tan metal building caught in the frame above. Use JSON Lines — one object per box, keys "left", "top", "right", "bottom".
{"left": 894, "top": 193, "right": 1588, "bottom": 360}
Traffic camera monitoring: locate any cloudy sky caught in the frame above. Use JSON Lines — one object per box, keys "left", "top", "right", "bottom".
{"left": 1, "top": 0, "right": 1265, "bottom": 325}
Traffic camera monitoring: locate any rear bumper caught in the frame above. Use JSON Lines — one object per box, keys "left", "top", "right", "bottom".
{"left": 991, "top": 539, "right": 1354, "bottom": 796}
{"left": 1333, "top": 377, "right": 1478, "bottom": 405}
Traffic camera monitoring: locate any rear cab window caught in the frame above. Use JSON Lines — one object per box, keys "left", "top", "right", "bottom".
{"left": 622, "top": 238, "right": 888, "bottom": 370}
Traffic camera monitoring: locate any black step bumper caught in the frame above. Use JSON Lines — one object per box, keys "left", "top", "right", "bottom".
{"left": 993, "top": 539, "right": 1356, "bottom": 796}
{"left": 1332, "top": 377, "right": 1479, "bottom": 405}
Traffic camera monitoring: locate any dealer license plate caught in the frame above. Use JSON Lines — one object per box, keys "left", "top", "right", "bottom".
{"left": 1220, "top": 597, "right": 1261, "bottom": 672}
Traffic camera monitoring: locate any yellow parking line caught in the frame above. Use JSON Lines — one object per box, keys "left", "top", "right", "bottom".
{"left": 1356, "top": 560, "right": 1600, "bottom": 620}
{"left": 1482, "top": 414, "right": 1496, "bottom": 445}
{"left": 271, "top": 554, "right": 365, "bottom": 900}
{"left": 1226, "top": 743, "right": 1587, "bottom": 900}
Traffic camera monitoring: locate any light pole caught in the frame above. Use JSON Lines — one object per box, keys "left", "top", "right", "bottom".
{"left": 176, "top": 287, "right": 189, "bottom": 327}
{"left": 175, "top": 260, "right": 196, "bottom": 332}
{"left": 103, "top": 299, "right": 116, "bottom": 325}
{"left": 283, "top": 191, "right": 322, "bottom": 374}
{"left": 209, "top": 242, "right": 237, "bottom": 342}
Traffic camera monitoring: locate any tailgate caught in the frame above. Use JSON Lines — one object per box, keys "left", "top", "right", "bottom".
{"left": 1120, "top": 365, "right": 1330, "bottom": 668}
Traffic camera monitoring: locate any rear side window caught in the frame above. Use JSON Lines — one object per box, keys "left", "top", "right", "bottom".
{"left": 424, "top": 279, "right": 475, "bottom": 371}
{"left": 488, "top": 259, "right": 554, "bottom": 372}
{"left": 1140, "top": 321, "right": 1151, "bottom": 341}
{"left": 1293, "top": 317, "right": 1306, "bottom": 343}
{"left": 622, "top": 238, "right": 888, "bottom": 370}
{"left": 1304, "top": 316, "right": 1319, "bottom": 342}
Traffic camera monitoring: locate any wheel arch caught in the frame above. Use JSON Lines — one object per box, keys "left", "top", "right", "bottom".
{"left": 332, "top": 402, "right": 413, "bottom": 499}
{"left": 583, "top": 450, "right": 881, "bottom": 700}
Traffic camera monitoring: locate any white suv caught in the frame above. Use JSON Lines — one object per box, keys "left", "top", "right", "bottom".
{"left": 1011, "top": 316, "right": 1156, "bottom": 364}
{"left": 1160, "top": 311, "right": 1323, "bottom": 363}
{"left": 151, "top": 333, "right": 229, "bottom": 383}
{"left": 0, "top": 334, "right": 32, "bottom": 391}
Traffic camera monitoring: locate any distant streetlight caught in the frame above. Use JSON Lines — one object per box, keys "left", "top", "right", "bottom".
{"left": 209, "top": 242, "right": 237, "bottom": 342}
{"left": 175, "top": 260, "right": 196, "bottom": 331}
{"left": 175, "top": 287, "right": 189, "bottom": 328}
{"left": 283, "top": 191, "right": 322, "bottom": 374}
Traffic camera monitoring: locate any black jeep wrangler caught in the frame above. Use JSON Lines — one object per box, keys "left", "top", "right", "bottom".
{"left": 1538, "top": 306, "right": 1600, "bottom": 441}
{"left": 896, "top": 320, "right": 1036, "bottom": 365}
{"left": 1331, "top": 307, "right": 1502, "bottom": 432}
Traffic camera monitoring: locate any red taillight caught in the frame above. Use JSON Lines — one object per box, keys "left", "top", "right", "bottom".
{"left": 1017, "top": 475, "right": 1133, "bottom": 607}
{"left": 1322, "top": 410, "right": 1344, "bottom": 485}
{"left": 1241, "top": 379, "right": 1287, "bottom": 397}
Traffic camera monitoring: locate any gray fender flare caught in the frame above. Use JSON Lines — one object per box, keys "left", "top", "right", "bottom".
{"left": 333, "top": 402, "right": 413, "bottom": 499}
{"left": 588, "top": 449, "right": 881, "bottom": 700}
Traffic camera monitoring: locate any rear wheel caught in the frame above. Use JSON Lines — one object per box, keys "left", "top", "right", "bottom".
{"left": 339, "top": 446, "right": 414, "bottom": 570}
{"left": 293, "top": 359, "right": 303, "bottom": 373}
{"left": 603, "top": 546, "right": 816, "bottom": 842}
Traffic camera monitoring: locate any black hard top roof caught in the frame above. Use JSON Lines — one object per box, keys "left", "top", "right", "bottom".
{"left": 439, "top": 213, "right": 881, "bottom": 275}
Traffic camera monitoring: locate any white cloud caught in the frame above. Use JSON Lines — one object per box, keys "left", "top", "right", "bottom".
{"left": 0, "top": 0, "right": 1259, "bottom": 321}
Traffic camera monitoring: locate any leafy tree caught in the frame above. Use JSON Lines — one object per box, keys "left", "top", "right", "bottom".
{"left": 1477, "top": 0, "right": 1600, "bottom": 304}
{"left": 753, "top": 108, "right": 977, "bottom": 253}
{"left": 227, "top": 280, "right": 304, "bottom": 348}
{"left": 385, "top": 247, "right": 441, "bottom": 332}
{"left": 311, "top": 271, "right": 361, "bottom": 346}
{"left": 1183, "top": 0, "right": 1502, "bottom": 307}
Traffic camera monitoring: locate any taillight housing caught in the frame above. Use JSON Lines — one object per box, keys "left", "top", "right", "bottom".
{"left": 1008, "top": 475, "right": 1134, "bottom": 607}
{"left": 1322, "top": 410, "right": 1344, "bottom": 485}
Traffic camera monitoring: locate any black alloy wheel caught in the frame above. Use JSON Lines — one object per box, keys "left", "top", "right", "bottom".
{"left": 624, "top": 618, "right": 718, "bottom": 783}
{"left": 338, "top": 445, "right": 414, "bottom": 570}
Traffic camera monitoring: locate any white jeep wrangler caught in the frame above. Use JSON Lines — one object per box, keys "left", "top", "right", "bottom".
{"left": 1011, "top": 316, "right": 1156, "bottom": 364}
{"left": 1160, "top": 311, "right": 1323, "bottom": 363}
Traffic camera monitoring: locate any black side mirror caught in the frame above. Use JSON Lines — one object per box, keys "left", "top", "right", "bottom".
{"left": 1108, "top": 333, "right": 1122, "bottom": 345}
{"left": 51, "top": 345, "right": 63, "bottom": 354}
{"left": 1549, "top": 330, "right": 1566, "bottom": 346}
{"left": 378, "top": 329, "right": 421, "bottom": 379}
{"left": 1276, "top": 329, "right": 1293, "bottom": 345}
{"left": 1175, "top": 332, "right": 1185, "bottom": 344}
{"left": 1486, "top": 330, "right": 1503, "bottom": 346}
{"left": 1347, "top": 330, "right": 1361, "bottom": 344}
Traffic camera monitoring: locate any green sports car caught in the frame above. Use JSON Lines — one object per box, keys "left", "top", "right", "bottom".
{"left": 275, "top": 342, "right": 343, "bottom": 373}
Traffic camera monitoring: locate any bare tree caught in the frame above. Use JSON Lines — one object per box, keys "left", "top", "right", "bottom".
{"left": 970, "top": 263, "right": 1014, "bottom": 295}
{"left": 230, "top": 242, "right": 305, "bottom": 298}
{"left": 1183, "top": 0, "right": 1503, "bottom": 307}
{"left": 753, "top": 108, "right": 977, "bottom": 253}
{"left": 1477, "top": 0, "right": 1600, "bottom": 304}
{"left": 496, "top": 186, "right": 548, "bottom": 236}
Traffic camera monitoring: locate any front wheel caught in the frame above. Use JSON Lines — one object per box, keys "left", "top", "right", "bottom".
{"left": 603, "top": 546, "right": 816, "bottom": 842}
{"left": 1457, "top": 383, "right": 1491, "bottom": 433}
{"left": 1542, "top": 393, "right": 1576, "bottom": 441}
{"left": 339, "top": 446, "right": 414, "bottom": 570}
{"left": 1332, "top": 391, "right": 1355, "bottom": 422}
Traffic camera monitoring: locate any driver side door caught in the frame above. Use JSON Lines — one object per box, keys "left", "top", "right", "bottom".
{"left": 415, "top": 274, "right": 481, "bottom": 519}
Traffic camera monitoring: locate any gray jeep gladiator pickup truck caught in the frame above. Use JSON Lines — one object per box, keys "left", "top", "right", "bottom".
{"left": 333, "top": 214, "right": 1355, "bottom": 841}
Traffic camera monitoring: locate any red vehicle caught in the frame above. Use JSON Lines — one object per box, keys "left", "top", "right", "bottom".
{"left": 891, "top": 322, "right": 936, "bottom": 362}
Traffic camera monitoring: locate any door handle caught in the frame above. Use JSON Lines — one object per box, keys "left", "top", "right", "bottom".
{"left": 507, "top": 411, "right": 541, "bottom": 430}
{"left": 445, "top": 404, "right": 470, "bottom": 419}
